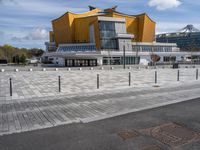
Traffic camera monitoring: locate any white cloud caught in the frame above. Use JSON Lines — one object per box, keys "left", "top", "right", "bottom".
{"left": 27, "top": 27, "right": 48, "bottom": 40}
{"left": 156, "top": 22, "right": 200, "bottom": 34}
{"left": 148, "top": 0, "right": 182, "bottom": 10}
{"left": 11, "top": 27, "right": 48, "bottom": 41}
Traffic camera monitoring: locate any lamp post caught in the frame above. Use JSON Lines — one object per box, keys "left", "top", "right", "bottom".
{"left": 136, "top": 43, "right": 139, "bottom": 65}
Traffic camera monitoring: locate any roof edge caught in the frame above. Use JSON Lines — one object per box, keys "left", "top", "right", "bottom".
{"left": 52, "top": 8, "right": 102, "bottom": 22}
{"left": 135, "top": 13, "right": 156, "bottom": 24}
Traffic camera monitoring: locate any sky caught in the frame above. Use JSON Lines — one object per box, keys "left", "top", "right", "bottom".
{"left": 0, "top": 0, "right": 200, "bottom": 49}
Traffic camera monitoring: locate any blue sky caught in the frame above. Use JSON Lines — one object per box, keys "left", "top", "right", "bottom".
{"left": 0, "top": 0, "right": 200, "bottom": 49}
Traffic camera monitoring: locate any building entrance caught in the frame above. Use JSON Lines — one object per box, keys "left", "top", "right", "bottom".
{"left": 65, "top": 59, "right": 97, "bottom": 67}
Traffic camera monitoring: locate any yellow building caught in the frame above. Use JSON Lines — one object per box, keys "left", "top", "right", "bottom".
{"left": 43, "top": 6, "right": 179, "bottom": 67}
{"left": 48, "top": 6, "right": 155, "bottom": 51}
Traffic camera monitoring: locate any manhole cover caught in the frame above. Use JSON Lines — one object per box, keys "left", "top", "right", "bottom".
{"left": 142, "top": 145, "right": 163, "bottom": 150}
{"left": 140, "top": 123, "right": 199, "bottom": 147}
{"left": 118, "top": 130, "right": 139, "bottom": 140}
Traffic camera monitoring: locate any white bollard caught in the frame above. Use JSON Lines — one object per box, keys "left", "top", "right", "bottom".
{"left": 110, "top": 67, "right": 114, "bottom": 70}
{"left": 90, "top": 67, "right": 94, "bottom": 70}
{"left": 67, "top": 68, "right": 71, "bottom": 71}
{"left": 15, "top": 69, "right": 19, "bottom": 72}
{"left": 79, "top": 68, "right": 82, "bottom": 71}
{"left": 128, "top": 66, "right": 132, "bottom": 69}
{"left": 55, "top": 68, "right": 58, "bottom": 71}
{"left": 42, "top": 68, "right": 46, "bottom": 71}
{"left": 29, "top": 68, "right": 33, "bottom": 72}
{"left": 100, "top": 67, "right": 104, "bottom": 70}
{"left": 1, "top": 69, "right": 5, "bottom": 72}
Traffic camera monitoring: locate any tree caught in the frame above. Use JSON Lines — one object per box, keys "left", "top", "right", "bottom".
{"left": 12, "top": 55, "right": 20, "bottom": 64}
{"left": 20, "top": 54, "right": 26, "bottom": 64}
{"left": 28, "top": 48, "right": 44, "bottom": 57}
{"left": 0, "top": 44, "right": 44, "bottom": 64}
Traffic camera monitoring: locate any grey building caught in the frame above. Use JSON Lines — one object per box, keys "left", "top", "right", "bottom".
{"left": 156, "top": 25, "right": 200, "bottom": 51}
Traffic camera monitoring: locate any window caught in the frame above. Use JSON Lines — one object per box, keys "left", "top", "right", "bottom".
{"left": 115, "top": 22, "right": 126, "bottom": 34}
{"left": 58, "top": 44, "right": 96, "bottom": 52}
{"left": 100, "top": 39, "right": 117, "bottom": 49}
{"left": 163, "top": 56, "right": 176, "bottom": 62}
{"left": 99, "top": 21, "right": 118, "bottom": 49}
{"left": 99, "top": 21, "right": 115, "bottom": 31}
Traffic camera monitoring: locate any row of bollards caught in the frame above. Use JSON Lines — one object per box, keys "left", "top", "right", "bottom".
{"left": 154, "top": 69, "right": 199, "bottom": 84}
{"left": 7, "top": 69, "right": 200, "bottom": 96}
{"left": 176, "top": 69, "right": 198, "bottom": 82}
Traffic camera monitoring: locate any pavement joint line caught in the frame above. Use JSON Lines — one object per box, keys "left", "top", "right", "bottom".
{"left": 0, "top": 83, "right": 199, "bottom": 106}
{"left": 1, "top": 81, "right": 199, "bottom": 104}
{"left": 80, "top": 95, "right": 200, "bottom": 123}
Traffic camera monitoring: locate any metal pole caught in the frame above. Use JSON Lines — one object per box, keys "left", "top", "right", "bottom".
{"left": 97, "top": 74, "right": 99, "bottom": 89}
{"left": 177, "top": 70, "right": 180, "bottom": 81}
{"left": 155, "top": 71, "right": 157, "bottom": 84}
{"left": 123, "top": 45, "right": 126, "bottom": 69}
{"left": 129, "top": 72, "right": 131, "bottom": 86}
{"left": 196, "top": 69, "right": 198, "bottom": 80}
{"left": 10, "top": 78, "right": 12, "bottom": 96}
{"left": 58, "top": 76, "right": 61, "bottom": 92}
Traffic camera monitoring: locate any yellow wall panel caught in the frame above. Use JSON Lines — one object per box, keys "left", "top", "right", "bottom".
{"left": 142, "top": 14, "right": 156, "bottom": 42}
{"left": 75, "top": 16, "right": 95, "bottom": 43}
{"left": 49, "top": 31, "right": 54, "bottom": 42}
{"left": 51, "top": 8, "right": 156, "bottom": 48}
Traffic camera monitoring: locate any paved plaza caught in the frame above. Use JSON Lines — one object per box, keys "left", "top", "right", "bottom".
{"left": 0, "top": 67, "right": 199, "bottom": 100}
{"left": 0, "top": 67, "right": 200, "bottom": 136}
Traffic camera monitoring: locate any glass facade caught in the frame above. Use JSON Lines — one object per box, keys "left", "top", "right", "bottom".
{"left": 163, "top": 56, "right": 176, "bottom": 62}
{"left": 132, "top": 45, "right": 173, "bottom": 52}
{"left": 65, "top": 59, "right": 97, "bottom": 67}
{"left": 156, "top": 32, "right": 200, "bottom": 51}
{"left": 103, "top": 56, "right": 140, "bottom": 65}
{"left": 58, "top": 44, "right": 96, "bottom": 52}
{"left": 99, "top": 21, "right": 126, "bottom": 50}
{"left": 99, "top": 21, "right": 117, "bottom": 49}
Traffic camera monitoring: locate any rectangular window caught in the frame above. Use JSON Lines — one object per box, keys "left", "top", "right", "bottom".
{"left": 99, "top": 21, "right": 118, "bottom": 50}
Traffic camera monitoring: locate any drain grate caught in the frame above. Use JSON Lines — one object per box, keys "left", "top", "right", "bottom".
{"left": 140, "top": 123, "right": 199, "bottom": 147}
{"left": 142, "top": 145, "right": 163, "bottom": 150}
{"left": 118, "top": 130, "right": 139, "bottom": 140}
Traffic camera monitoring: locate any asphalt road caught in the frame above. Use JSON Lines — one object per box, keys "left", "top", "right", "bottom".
{"left": 1, "top": 98, "right": 200, "bottom": 150}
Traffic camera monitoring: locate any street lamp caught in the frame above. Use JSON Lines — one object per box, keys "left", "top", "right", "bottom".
{"left": 135, "top": 43, "right": 139, "bottom": 65}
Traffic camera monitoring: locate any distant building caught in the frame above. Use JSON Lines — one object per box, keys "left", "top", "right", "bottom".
{"left": 156, "top": 25, "right": 200, "bottom": 51}
{"left": 26, "top": 57, "right": 39, "bottom": 64}
{"left": 43, "top": 6, "right": 188, "bottom": 67}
